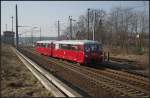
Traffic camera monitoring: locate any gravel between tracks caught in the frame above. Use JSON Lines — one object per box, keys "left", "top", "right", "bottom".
{"left": 1, "top": 44, "right": 53, "bottom": 97}
{"left": 19, "top": 47, "right": 118, "bottom": 97}
{"left": 19, "top": 47, "right": 149, "bottom": 97}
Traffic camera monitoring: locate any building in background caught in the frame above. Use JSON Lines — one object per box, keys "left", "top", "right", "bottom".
{"left": 3, "top": 31, "right": 15, "bottom": 45}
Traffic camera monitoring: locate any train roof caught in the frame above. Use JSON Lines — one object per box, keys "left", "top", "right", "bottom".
{"left": 53, "top": 40, "right": 101, "bottom": 45}
{"left": 36, "top": 40, "right": 56, "bottom": 44}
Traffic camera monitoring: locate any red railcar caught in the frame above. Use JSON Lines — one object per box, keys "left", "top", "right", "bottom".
{"left": 35, "top": 40, "right": 55, "bottom": 56}
{"left": 52, "top": 40, "right": 103, "bottom": 64}
{"left": 35, "top": 40, "right": 103, "bottom": 64}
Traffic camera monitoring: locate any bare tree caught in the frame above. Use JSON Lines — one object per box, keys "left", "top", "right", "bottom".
{"left": 62, "top": 5, "right": 149, "bottom": 54}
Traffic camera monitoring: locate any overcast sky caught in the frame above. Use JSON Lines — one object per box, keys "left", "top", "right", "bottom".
{"left": 1, "top": 1, "right": 149, "bottom": 37}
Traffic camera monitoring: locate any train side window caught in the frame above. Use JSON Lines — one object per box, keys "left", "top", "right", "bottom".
{"left": 48, "top": 44, "right": 51, "bottom": 48}
{"left": 39, "top": 43, "right": 41, "bottom": 47}
{"left": 71, "top": 45, "right": 78, "bottom": 51}
{"left": 43, "top": 43, "right": 46, "bottom": 47}
{"left": 55, "top": 44, "right": 59, "bottom": 49}
{"left": 40, "top": 43, "right": 42, "bottom": 47}
{"left": 52, "top": 44, "right": 55, "bottom": 48}
{"left": 45, "top": 43, "right": 48, "bottom": 47}
{"left": 90, "top": 44, "right": 97, "bottom": 51}
{"left": 68, "top": 44, "right": 71, "bottom": 50}
{"left": 60, "top": 44, "right": 69, "bottom": 50}
{"left": 44, "top": 44, "right": 46, "bottom": 47}
{"left": 59, "top": 44, "right": 62, "bottom": 49}
{"left": 37, "top": 43, "right": 40, "bottom": 48}
{"left": 45, "top": 43, "right": 48, "bottom": 48}
{"left": 41, "top": 43, "right": 43, "bottom": 47}
{"left": 42, "top": 43, "right": 46, "bottom": 47}
{"left": 42, "top": 43, "right": 45, "bottom": 47}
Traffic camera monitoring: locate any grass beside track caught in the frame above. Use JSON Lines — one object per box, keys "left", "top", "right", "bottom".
{"left": 1, "top": 44, "right": 53, "bottom": 97}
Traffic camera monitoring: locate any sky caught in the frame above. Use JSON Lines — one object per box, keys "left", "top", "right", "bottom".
{"left": 1, "top": 1, "right": 149, "bottom": 37}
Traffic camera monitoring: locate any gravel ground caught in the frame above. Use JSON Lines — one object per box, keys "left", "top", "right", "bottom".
{"left": 1, "top": 44, "right": 53, "bottom": 97}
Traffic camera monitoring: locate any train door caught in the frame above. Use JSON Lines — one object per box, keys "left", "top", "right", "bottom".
{"left": 43, "top": 43, "right": 47, "bottom": 55}
{"left": 70, "top": 45, "right": 79, "bottom": 62}
{"left": 77, "top": 45, "right": 84, "bottom": 63}
{"left": 40, "top": 43, "right": 44, "bottom": 54}
{"left": 54, "top": 43, "right": 59, "bottom": 57}
{"left": 84, "top": 44, "right": 91, "bottom": 63}
{"left": 51, "top": 43, "right": 54, "bottom": 57}
{"left": 60, "top": 44, "right": 68, "bottom": 59}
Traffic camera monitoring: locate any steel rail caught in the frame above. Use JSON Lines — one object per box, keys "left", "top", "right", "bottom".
{"left": 20, "top": 48, "right": 149, "bottom": 97}
{"left": 49, "top": 57, "right": 149, "bottom": 97}
{"left": 13, "top": 47, "right": 82, "bottom": 97}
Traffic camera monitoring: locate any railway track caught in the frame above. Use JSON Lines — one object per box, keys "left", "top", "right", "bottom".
{"left": 18, "top": 47, "right": 149, "bottom": 97}
{"left": 108, "top": 57, "right": 149, "bottom": 77}
{"left": 49, "top": 57, "right": 149, "bottom": 97}
{"left": 110, "top": 57, "right": 136, "bottom": 63}
{"left": 25, "top": 47, "right": 149, "bottom": 77}
{"left": 13, "top": 47, "right": 82, "bottom": 97}
{"left": 52, "top": 58, "right": 149, "bottom": 90}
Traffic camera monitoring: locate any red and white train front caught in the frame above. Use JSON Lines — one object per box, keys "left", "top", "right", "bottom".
{"left": 84, "top": 43, "right": 103, "bottom": 64}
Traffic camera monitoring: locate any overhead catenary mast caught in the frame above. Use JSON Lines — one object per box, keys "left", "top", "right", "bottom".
{"left": 92, "top": 11, "right": 96, "bottom": 41}
{"left": 69, "top": 16, "right": 76, "bottom": 40}
{"left": 57, "top": 20, "right": 60, "bottom": 40}
{"left": 69, "top": 16, "right": 72, "bottom": 40}
{"left": 16, "top": 4, "right": 19, "bottom": 48}
{"left": 87, "top": 8, "right": 90, "bottom": 40}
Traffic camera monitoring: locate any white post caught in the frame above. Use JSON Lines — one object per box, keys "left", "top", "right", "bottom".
{"left": 92, "top": 11, "right": 96, "bottom": 41}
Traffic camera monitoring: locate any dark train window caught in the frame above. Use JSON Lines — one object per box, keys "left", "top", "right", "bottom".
{"left": 60, "top": 44, "right": 69, "bottom": 50}
{"left": 52, "top": 44, "right": 55, "bottom": 48}
{"left": 71, "top": 45, "right": 78, "bottom": 51}
{"left": 84, "top": 44, "right": 90, "bottom": 52}
{"left": 40, "top": 43, "right": 43, "bottom": 47}
{"left": 45, "top": 43, "right": 49, "bottom": 48}
{"left": 48, "top": 44, "right": 51, "bottom": 48}
{"left": 59, "top": 44, "right": 84, "bottom": 51}
{"left": 42, "top": 43, "right": 46, "bottom": 47}
{"left": 85, "top": 44, "right": 101, "bottom": 52}
{"left": 36, "top": 43, "right": 40, "bottom": 47}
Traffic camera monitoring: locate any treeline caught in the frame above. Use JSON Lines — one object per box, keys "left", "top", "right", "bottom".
{"left": 61, "top": 6, "right": 149, "bottom": 54}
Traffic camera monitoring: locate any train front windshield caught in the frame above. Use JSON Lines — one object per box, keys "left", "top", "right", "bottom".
{"left": 84, "top": 44, "right": 102, "bottom": 53}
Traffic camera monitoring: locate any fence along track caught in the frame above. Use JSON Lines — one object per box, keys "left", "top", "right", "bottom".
{"left": 20, "top": 48, "right": 149, "bottom": 97}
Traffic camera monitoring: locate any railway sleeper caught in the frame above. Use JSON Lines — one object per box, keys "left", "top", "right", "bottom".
{"left": 19, "top": 48, "right": 149, "bottom": 97}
